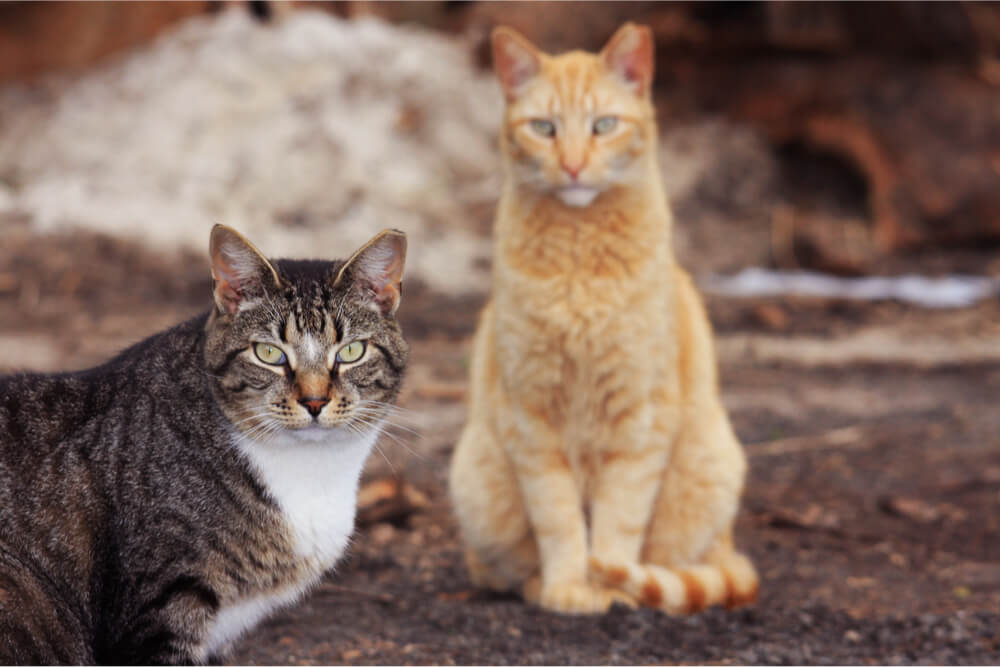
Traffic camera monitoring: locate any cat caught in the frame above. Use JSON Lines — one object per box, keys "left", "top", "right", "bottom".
{"left": 0, "top": 224, "right": 408, "bottom": 663}
{"left": 449, "top": 23, "right": 759, "bottom": 615}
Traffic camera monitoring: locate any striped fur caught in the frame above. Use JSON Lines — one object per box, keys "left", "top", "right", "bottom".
{"left": 0, "top": 226, "right": 408, "bottom": 663}
{"left": 449, "top": 23, "right": 758, "bottom": 616}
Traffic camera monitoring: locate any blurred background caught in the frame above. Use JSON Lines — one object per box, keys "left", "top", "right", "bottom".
{"left": 0, "top": 2, "right": 998, "bottom": 663}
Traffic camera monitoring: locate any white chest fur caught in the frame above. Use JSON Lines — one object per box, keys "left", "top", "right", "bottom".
{"left": 197, "top": 426, "right": 379, "bottom": 659}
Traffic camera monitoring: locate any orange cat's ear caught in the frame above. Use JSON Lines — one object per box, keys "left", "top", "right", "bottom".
{"left": 492, "top": 26, "right": 543, "bottom": 101}
{"left": 209, "top": 225, "right": 282, "bottom": 316}
{"left": 600, "top": 22, "right": 654, "bottom": 97}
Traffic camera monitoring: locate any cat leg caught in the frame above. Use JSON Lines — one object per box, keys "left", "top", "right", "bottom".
{"left": 504, "top": 409, "right": 636, "bottom": 615}
{"left": 587, "top": 406, "right": 671, "bottom": 571}
{"left": 451, "top": 415, "right": 630, "bottom": 614}
{"left": 585, "top": 408, "right": 669, "bottom": 611}
{"left": 450, "top": 417, "right": 539, "bottom": 593}
{"left": 451, "top": 304, "right": 540, "bottom": 592}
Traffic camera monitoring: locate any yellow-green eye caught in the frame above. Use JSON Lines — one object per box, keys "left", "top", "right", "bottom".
{"left": 253, "top": 342, "right": 286, "bottom": 366}
{"left": 593, "top": 116, "right": 618, "bottom": 135}
{"left": 337, "top": 340, "right": 366, "bottom": 364}
{"left": 530, "top": 119, "right": 556, "bottom": 138}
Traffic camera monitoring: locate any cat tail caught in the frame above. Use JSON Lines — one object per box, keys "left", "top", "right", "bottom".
{"left": 589, "top": 552, "right": 758, "bottom": 614}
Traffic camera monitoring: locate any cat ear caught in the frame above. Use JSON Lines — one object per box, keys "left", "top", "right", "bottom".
{"left": 600, "top": 22, "right": 654, "bottom": 97}
{"left": 209, "top": 225, "right": 282, "bottom": 316}
{"left": 492, "top": 26, "right": 543, "bottom": 101}
{"left": 334, "top": 229, "right": 407, "bottom": 317}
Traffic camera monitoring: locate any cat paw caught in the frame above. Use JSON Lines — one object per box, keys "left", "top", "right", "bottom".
{"left": 525, "top": 579, "right": 635, "bottom": 615}
{"left": 589, "top": 556, "right": 639, "bottom": 590}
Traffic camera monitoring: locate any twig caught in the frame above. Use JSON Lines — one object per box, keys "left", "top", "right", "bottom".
{"left": 325, "top": 584, "right": 394, "bottom": 604}
{"left": 749, "top": 425, "right": 870, "bottom": 457}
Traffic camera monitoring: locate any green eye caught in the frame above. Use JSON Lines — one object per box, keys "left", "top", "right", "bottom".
{"left": 253, "top": 342, "right": 287, "bottom": 365}
{"left": 337, "top": 340, "right": 366, "bottom": 364}
{"left": 530, "top": 119, "right": 556, "bottom": 138}
{"left": 593, "top": 116, "right": 618, "bottom": 135}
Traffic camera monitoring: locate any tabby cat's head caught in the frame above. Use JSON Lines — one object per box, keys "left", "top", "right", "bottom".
{"left": 203, "top": 225, "right": 408, "bottom": 444}
{"left": 493, "top": 23, "right": 656, "bottom": 207}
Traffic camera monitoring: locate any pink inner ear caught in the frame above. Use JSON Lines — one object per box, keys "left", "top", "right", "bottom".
{"left": 343, "top": 234, "right": 406, "bottom": 316}
{"left": 212, "top": 247, "right": 263, "bottom": 315}
{"left": 216, "top": 278, "right": 242, "bottom": 315}
{"left": 370, "top": 255, "right": 404, "bottom": 315}
{"left": 603, "top": 26, "right": 653, "bottom": 95}
{"left": 493, "top": 30, "right": 541, "bottom": 99}
{"left": 370, "top": 280, "right": 400, "bottom": 314}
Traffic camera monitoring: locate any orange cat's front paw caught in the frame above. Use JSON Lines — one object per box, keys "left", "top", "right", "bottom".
{"left": 589, "top": 556, "right": 639, "bottom": 589}
{"left": 525, "top": 579, "right": 636, "bottom": 615}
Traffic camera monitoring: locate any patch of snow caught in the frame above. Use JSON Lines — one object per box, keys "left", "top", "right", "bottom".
{"left": 0, "top": 9, "right": 502, "bottom": 296}
{"left": 703, "top": 267, "right": 1000, "bottom": 309}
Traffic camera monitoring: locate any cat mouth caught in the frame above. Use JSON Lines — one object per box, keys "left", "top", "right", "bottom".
{"left": 556, "top": 185, "right": 601, "bottom": 208}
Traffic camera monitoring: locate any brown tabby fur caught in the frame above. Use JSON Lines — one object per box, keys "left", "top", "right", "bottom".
{"left": 0, "top": 226, "right": 408, "bottom": 663}
{"left": 449, "top": 23, "right": 759, "bottom": 615}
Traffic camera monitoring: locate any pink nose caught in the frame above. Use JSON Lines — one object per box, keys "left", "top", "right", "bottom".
{"left": 299, "top": 397, "right": 329, "bottom": 417}
{"left": 561, "top": 161, "right": 583, "bottom": 179}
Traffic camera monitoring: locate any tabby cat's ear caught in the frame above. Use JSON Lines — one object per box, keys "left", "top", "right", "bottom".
{"left": 209, "top": 225, "right": 282, "bottom": 316}
{"left": 492, "top": 26, "right": 543, "bottom": 101}
{"left": 334, "top": 229, "right": 407, "bottom": 317}
{"left": 600, "top": 22, "right": 654, "bottom": 97}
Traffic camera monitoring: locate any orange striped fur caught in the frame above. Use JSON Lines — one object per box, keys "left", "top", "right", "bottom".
{"left": 449, "top": 23, "right": 758, "bottom": 615}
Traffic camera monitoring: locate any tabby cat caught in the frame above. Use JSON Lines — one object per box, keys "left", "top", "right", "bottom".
{"left": 0, "top": 225, "right": 408, "bottom": 663}
{"left": 449, "top": 23, "right": 759, "bottom": 615}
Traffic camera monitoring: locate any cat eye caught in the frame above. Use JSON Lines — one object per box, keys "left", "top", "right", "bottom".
{"left": 336, "top": 340, "right": 366, "bottom": 364}
{"left": 529, "top": 119, "right": 556, "bottom": 138}
{"left": 253, "top": 342, "right": 287, "bottom": 366}
{"left": 593, "top": 116, "right": 618, "bottom": 135}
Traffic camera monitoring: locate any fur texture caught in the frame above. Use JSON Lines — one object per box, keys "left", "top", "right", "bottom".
{"left": 0, "top": 225, "right": 408, "bottom": 663}
{"left": 449, "top": 23, "right": 758, "bottom": 615}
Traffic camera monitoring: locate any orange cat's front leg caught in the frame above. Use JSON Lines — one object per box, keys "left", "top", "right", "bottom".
{"left": 588, "top": 443, "right": 670, "bottom": 564}
{"left": 504, "top": 413, "right": 633, "bottom": 614}
{"left": 586, "top": 372, "right": 677, "bottom": 566}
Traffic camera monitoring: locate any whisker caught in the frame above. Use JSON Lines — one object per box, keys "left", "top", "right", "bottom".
{"left": 343, "top": 420, "right": 397, "bottom": 473}
{"left": 371, "top": 442, "right": 396, "bottom": 474}
{"left": 351, "top": 411, "right": 422, "bottom": 438}
{"left": 349, "top": 415, "right": 424, "bottom": 460}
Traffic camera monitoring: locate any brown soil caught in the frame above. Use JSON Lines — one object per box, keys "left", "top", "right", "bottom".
{"left": 1, "top": 229, "right": 998, "bottom": 665}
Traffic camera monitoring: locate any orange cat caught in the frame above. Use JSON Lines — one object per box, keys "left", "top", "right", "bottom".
{"left": 448, "top": 23, "right": 759, "bottom": 615}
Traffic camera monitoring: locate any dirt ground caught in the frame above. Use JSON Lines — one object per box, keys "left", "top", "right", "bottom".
{"left": 0, "top": 225, "right": 997, "bottom": 665}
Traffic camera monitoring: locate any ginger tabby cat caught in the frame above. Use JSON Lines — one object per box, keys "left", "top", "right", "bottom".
{"left": 449, "top": 23, "right": 759, "bottom": 615}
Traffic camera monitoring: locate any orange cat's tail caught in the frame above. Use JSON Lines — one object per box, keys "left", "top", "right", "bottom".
{"left": 589, "top": 552, "right": 759, "bottom": 614}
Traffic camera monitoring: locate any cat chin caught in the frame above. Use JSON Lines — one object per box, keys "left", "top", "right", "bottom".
{"left": 284, "top": 425, "right": 363, "bottom": 445}
{"left": 556, "top": 186, "right": 600, "bottom": 207}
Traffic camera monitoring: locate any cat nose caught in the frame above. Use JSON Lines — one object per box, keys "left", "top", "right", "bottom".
{"left": 298, "top": 397, "right": 329, "bottom": 417}
{"left": 561, "top": 161, "right": 584, "bottom": 179}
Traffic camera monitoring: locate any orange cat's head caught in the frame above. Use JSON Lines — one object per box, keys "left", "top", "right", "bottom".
{"left": 492, "top": 23, "right": 656, "bottom": 208}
